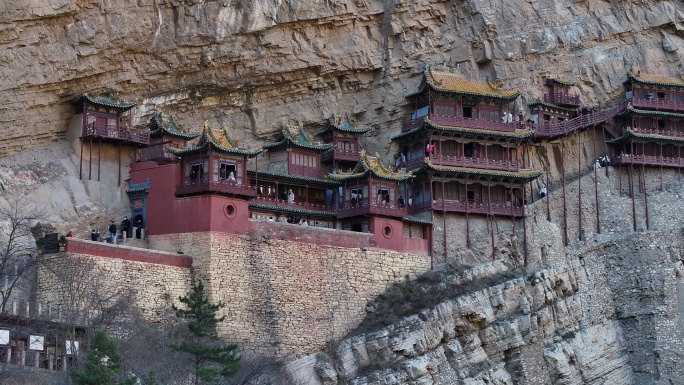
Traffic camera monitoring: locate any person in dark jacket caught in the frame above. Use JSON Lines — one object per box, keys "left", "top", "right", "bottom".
{"left": 121, "top": 216, "right": 131, "bottom": 239}
{"left": 108, "top": 220, "right": 117, "bottom": 244}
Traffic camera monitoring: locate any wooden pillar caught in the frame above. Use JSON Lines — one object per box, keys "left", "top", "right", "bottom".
{"left": 593, "top": 127, "right": 600, "bottom": 234}
{"left": 88, "top": 139, "right": 92, "bottom": 181}
{"left": 97, "top": 139, "right": 102, "bottom": 182}
{"left": 660, "top": 142, "right": 664, "bottom": 191}
{"left": 465, "top": 179, "right": 471, "bottom": 249}
{"left": 602, "top": 124, "right": 609, "bottom": 177}
{"left": 629, "top": 161, "right": 637, "bottom": 231}
{"left": 79, "top": 139, "right": 84, "bottom": 180}
{"left": 442, "top": 175, "right": 447, "bottom": 261}
{"left": 562, "top": 152, "right": 568, "bottom": 246}
{"left": 117, "top": 144, "right": 122, "bottom": 186}
{"left": 577, "top": 131, "right": 583, "bottom": 241}
{"left": 642, "top": 161, "right": 649, "bottom": 230}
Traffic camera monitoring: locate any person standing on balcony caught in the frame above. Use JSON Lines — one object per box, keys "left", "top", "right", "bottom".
{"left": 287, "top": 189, "right": 295, "bottom": 203}
{"left": 398, "top": 195, "right": 405, "bottom": 208}
{"left": 228, "top": 171, "right": 236, "bottom": 183}
{"left": 540, "top": 186, "right": 547, "bottom": 198}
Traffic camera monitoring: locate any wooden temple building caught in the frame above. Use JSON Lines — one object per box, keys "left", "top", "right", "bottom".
{"left": 72, "top": 94, "right": 150, "bottom": 183}
{"left": 393, "top": 64, "right": 542, "bottom": 221}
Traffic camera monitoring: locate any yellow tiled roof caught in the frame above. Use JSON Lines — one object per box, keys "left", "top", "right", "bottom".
{"left": 630, "top": 70, "right": 684, "bottom": 87}
{"left": 426, "top": 66, "right": 519, "bottom": 99}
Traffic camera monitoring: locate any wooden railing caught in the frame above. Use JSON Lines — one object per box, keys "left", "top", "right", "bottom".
{"left": 613, "top": 154, "right": 684, "bottom": 168}
{"left": 83, "top": 122, "right": 150, "bottom": 145}
{"left": 405, "top": 155, "right": 519, "bottom": 172}
{"left": 321, "top": 148, "right": 361, "bottom": 163}
{"left": 631, "top": 97, "right": 684, "bottom": 112}
{"left": 535, "top": 100, "right": 628, "bottom": 138}
{"left": 251, "top": 197, "right": 335, "bottom": 214}
{"left": 402, "top": 115, "right": 520, "bottom": 132}
{"left": 139, "top": 141, "right": 178, "bottom": 162}
{"left": 431, "top": 199, "right": 525, "bottom": 217}
{"left": 337, "top": 202, "right": 408, "bottom": 219}
{"left": 176, "top": 176, "right": 258, "bottom": 197}
{"left": 544, "top": 92, "right": 581, "bottom": 106}
{"left": 630, "top": 127, "right": 684, "bottom": 138}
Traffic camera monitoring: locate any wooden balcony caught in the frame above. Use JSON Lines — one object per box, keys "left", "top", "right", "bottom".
{"left": 82, "top": 122, "right": 150, "bottom": 145}
{"left": 430, "top": 199, "right": 525, "bottom": 217}
{"left": 250, "top": 197, "right": 336, "bottom": 214}
{"left": 402, "top": 115, "right": 519, "bottom": 133}
{"left": 544, "top": 92, "right": 581, "bottom": 107}
{"left": 535, "top": 101, "right": 628, "bottom": 138}
{"left": 612, "top": 154, "right": 684, "bottom": 168}
{"left": 321, "top": 148, "right": 361, "bottom": 163}
{"left": 139, "top": 142, "right": 179, "bottom": 164}
{"left": 631, "top": 97, "right": 684, "bottom": 112}
{"left": 337, "top": 202, "right": 408, "bottom": 219}
{"left": 405, "top": 155, "right": 519, "bottom": 172}
{"left": 631, "top": 127, "right": 684, "bottom": 139}
{"left": 176, "top": 176, "right": 258, "bottom": 197}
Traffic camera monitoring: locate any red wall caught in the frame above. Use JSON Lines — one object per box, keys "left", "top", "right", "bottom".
{"left": 369, "top": 217, "right": 430, "bottom": 255}
{"left": 130, "top": 162, "right": 251, "bottom": 235}
{"left": 65, "top": 238, "right": 193, "bottom": 268}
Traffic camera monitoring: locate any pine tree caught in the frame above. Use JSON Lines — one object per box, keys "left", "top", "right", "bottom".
{"left": 71, "top": 330, "right": 137, "bottom": 385}
{"left": 172, "top": 280, "right": 240, "bottom": 384}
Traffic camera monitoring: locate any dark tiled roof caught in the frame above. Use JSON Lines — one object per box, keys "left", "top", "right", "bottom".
{"left": 169, "top": 123, "right": 261, "bottom": 157}
{"left": 328, "top": 150, "right": 414, "bottom": 182}
{"left": 619, "top": 104, "right": 684, "bottom": 119}
{"left": 404, "top": 216, "right": 432, "bottom": 225}
{"left": 73, "top": 93, "right": 136, "bottom": 111}
{"left": 263, "top": 124, "right": 333, "bottom": 151}
{"left": 607, "top": 128, "right": 684, "bottom": 144}
{"left": 247, "top": 169, "right": 341, "bottom": 186}
{"left": 528, "top": 100, "right": 577, "bottom": 114}
{"left": 418, "top": 161, "right": 543, "bottom": 182}
{"left": 391, "top": 119, "right": 536, "bottom": 141}
{"left": 628, "top": 71, "right": 684, "bottom": 88}
{"left": 248, "top": 202, "right": 336, "bottom": 217}
{"left": 318, "top": 115, "right": 371, "bottom": 135}
{"left": 150, "top": 112, "right": 200, "bottom": 139}
{"left": 409, "top": 64, "right": 520, "bottom": 101}
{"left": 547, "top": 78, "right": 576, "bottom": 86}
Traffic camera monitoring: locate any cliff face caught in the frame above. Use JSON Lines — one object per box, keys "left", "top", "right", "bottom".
{"left": 1, "top": 0, "right": 683, "bottom": 157}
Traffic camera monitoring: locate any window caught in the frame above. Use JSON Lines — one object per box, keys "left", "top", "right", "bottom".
{"left": 657, "top": 119, "right": 666, "bottom": 129}
{"left": 462, "top": 106, "right": 473, "bottom": 118}
{"left": 480, "top": 108, "right": 500, "bottom": 122}
{"left": 376, "top": 188, "right": 390, "bottom": 204}
{"left": 434, "top": 103, "right": 455, "bottom": 117}
{"left": 350, "top": 187, "right": 363, "bottom": 206}
{"left": 464, "top": 143, "right": 475, "bottom": 158}
{"left": 445, "top": 182, "right": 458, "bottom": 198}
{"left": 657, "top": 92, "right": 666, "bottom": 100}
{"left": 190, "top": 163, "right": 204, "bottom": 182}
{"left": 543, "top": 114, "right": 551, "bottom": 122}
{"left": 441, "top": 141, "right": 456, "bottom": 156}
{"left": 411, "top": 106, "right": 429, "bottom": 119}
{"left": 219, "top": 162, "right": 236, "bottom": 180}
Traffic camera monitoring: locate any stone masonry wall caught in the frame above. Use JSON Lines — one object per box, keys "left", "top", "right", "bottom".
{"left": 149, "top": 232, "right": 431, "bottom": 357}
{"left": 35, "top": 250, "right": 192, "bottom": 323}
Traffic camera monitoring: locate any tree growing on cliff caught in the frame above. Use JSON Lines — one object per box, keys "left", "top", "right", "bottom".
{"left": 71, "top": 330, "right": 137, "bottom": 385}
{"left": 172, "top": 280, "right": 240, "bottom": 384}
{"left": 0, "top": 195, "right": 47, "bottom": 312}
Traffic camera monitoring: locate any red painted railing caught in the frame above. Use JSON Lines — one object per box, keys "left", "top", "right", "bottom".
{"left": 613, "top": 154, "right": 684, "bottom": 168}
{"left": 251, "top": 197, "right": 335, "bottom": 214}
{"left": 630, "top": 127, "right": 684, "bottom": 138}
{"left": 402, "top": 115, "right": 519, "bottom": 132}
{"left": 535, "top": 100, "right": 628, "bottom": 138}
{"left": 337, "top": 202, "right": 408, "bottom": 219}
{"left": 83, "top": 122, "right": 150, "bottom": 145}
{"left": 431, "top": 199, "right": 525, "bottom": 217}
{"left": 405, "top": 155, "right": 519, "bottom": 172}
{"left": 321, "top": 149, "right": 361, "bottom": 163}
{"left": 544, "top": 92, "right": 581, "bottom": 106}
{"left": 139, "top": 142, "right": 178, "bottom": 162}
{"left": 631, "top": 98, "right": 684, "bottom": 112}
{"left": 176, "top": 177, "right": 258, "bottom": 197}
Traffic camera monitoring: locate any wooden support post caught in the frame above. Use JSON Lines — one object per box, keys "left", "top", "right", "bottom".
{"left": 642, "top": 162, "right": 649, "bottom": 230}
{"left": 562, "top": 153, "right": 568, "bottom": 246}
{"left": 660, "top": 142, "right": 664, "bottom": 191}
{"left": 118, "top": 145, "right": 121, "bottom": 186}
{"left": 577, "top": 131, "right": 583, "bottom": 241}
{"left": 629, "top": 162, "right": 637, "bottom": 231}
{"left": 465, "top": 179, "right": 470, "bottom": 249}
{"left": 88, "top": 139, "right": 92, "bottom": 181}
{"left": 79, "top": 140, "right": 83, "bottom": 180}
{"left": 593, "top": 127, "right": 600, "bottom": 234}
{"left": 97, "top": 139, "right": 102, "bottom": 182}
{"left": 442, "top": 175, "right": 447, "bottom": 261}
{"left": 602, "top": 124, "right": 609, "bottom": 178}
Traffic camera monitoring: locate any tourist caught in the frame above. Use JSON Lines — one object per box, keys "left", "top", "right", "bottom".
{"left": 228, "top": 171, "right": 236, "bottom": 182}
{"left": 400, "top": 152, "right": 406, "bottom": 165}
{"left": 287, "top": 189, "right": 295, "bottom": 203}
{"left": 121, "top": 216, "right": 131, "bottom": 239}
{"left": 300, "top": 218, "right": 309, "bottom": 227}
{"left": 398, "top": 195, "right": 405, "bottom": 208}
{"left": 593, "top": 159, "right": 602, "bottom": 171}
{"left": 540, "top": 186, "right": 547, "bottom": 198}
{"left": 66, "top": 231, "right": 73, "bottom": 238}
{"left": 108, "top": 220, "right": 117, "bottom": 244}
{"left": 408, "top": 195, "right": 413, "bottom": 206}
{"left": 90, "top": 229, "right": 98, "bottom": 241}
{"left": 377, "top": 191, "right": 383, "bottom": 204}
{"left": 135, "top": 217, "right": 143, "bottom": 239}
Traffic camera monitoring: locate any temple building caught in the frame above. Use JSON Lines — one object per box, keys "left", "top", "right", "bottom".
{"left": 393, "top": 64, "right": 541, "bottom": 218}
{"left": 318, "top": 115, "right": 370, "bottom": 172}
{"left": 71, "top": 94, "right": 150, "bottom": 182}
{"left": 140, "top": 111, "right": 200, "bottom": 164}
{"left": 249, "top": 124, "right": 338, "bottom": 226}
{"left": 529, "top": 78, "right": 581, "bottom": 138}
{"left": 611, "top": 72, "right": 684, "bottom": 169}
